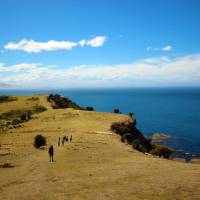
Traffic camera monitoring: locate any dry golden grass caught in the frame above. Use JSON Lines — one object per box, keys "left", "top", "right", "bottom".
{"left": 0, "top": 95, "right": 200, "bottom": 200}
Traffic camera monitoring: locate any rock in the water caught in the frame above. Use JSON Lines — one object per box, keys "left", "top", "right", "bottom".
{"left": 152, "top": 133, "right": 175, "bottom": 142}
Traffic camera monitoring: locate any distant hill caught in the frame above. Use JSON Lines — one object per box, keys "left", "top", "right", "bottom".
{"left": 0, "top": 83, "right": 15, "bottom": 89}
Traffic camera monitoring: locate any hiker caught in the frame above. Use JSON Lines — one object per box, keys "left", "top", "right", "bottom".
{"left": 48, "top": 145, "right": 54, "bottom": 162}
{"left": 70, "top": 135, "right": 72, "bottom": 142}
{"left": 62, "top": 137, "right": 65, "bottom": 146}
{"left": 58, "top": 137, "right": 61, "bottom": 147}
{"left": 66, "top": 136, "right": 68, "bottom": 142}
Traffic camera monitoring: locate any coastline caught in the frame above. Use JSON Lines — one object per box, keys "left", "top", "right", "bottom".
{"left": 1, "top": 94, "right": 200, "bottom": 199}
{"left": 1, "top": 91, "right": 200, "bottom": 160}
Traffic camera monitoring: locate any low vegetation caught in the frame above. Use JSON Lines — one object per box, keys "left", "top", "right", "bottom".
{"left": 34, "top": 134, "right": 46, "bottom": 148}
{"left": 111, "top": 120, "right": 153, "bottom": 153}
{"left": 0, "top": 95, "right": 17, "bottom": 103}
{"left": 150, "top": 144, "right": 174, "bottom": 159}
{"left": 86, "top": 106, "right": 95, "bottom": 111}
{"left": 111, "top": 120, "right": 174, "bottom": 158}
{"left": 0, "top": 105, "right": 47, "bottom": 127}
{"left": 32, "top": 105, "right": 47, "bottom": 113}
{"left": 113, "top": 108, "right": 121, "bottom": 114}
{"left": 47, "top": 94, "right": 83, "bottom": 110}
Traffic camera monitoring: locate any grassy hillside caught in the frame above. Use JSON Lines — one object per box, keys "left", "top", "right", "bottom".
{"left": 0, "top": 95, "right": 200, "bottom": 200}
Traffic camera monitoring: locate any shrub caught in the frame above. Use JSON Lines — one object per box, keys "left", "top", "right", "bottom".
{"left": 20, "top": 114, "right": 27, "bottom": 121}
{"left": 132, "top": 139, "right": 148, "bottom": 153}
{"left": 48, "top": 94, "right": 83, "bottom": 110}
{"left": 0, "top": 96, "right": 17, "bottom": 103}
{"left": 111, "top": 120, "right": 153, "bottom": 153}
{"left": 111, "top": 121, "right": 135, "bottom": 135}
{"left": 34, "top": 134, "right": 46, "bottom": 148}
{"left": 121, "top": 133, "right": 135, "bottom": 144}
{"left": 150, "top": 144, "right": 174, "bottom": 158}
{"left": 32, "top": 105, "right": 47, "bottom": 113}
{"left": 12, "top": 118, "right": 21, "bottom": 125}
{"left": 113, "top": 108, "right": 121, "bottom": 113}
{"left": 0, "top": 109, "right": 31, "bottom": 120}
{"left": 86, "top": 106, "right": 95, "bottom": 111}
{"left": 128, "top": 113, "right": 135, "bottom": 123}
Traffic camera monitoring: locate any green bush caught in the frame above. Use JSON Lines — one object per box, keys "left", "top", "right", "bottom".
{"left": 34, "top": 134, "right": 46, "bottom": 148}
{"left": 111, "top": 121, "right": 135, "bottom": 135}
{"left": 150, "top": 144, "right": 174, "bottom": 158}
{"left": 0, "top": 96, "right": 17, "bottom": 103}
{"left": 132, "top": 139, "right": 147, "bottom": 153}
{"left": 121, "top": 133, "right": 135, "bottom": 144}
{"left": 86, "top": 106, "right": 95, "bottom": 111}
{"left": 20, "top": 114, "right": 27, "bottom": 121}
{"left": 11, "top": 118, "right": 21, "bottom": 125}
{"left": 113, "top": 108, "right": 121, "bottom": 113}
{"left": 111, "top": 120, "right": 153, "bottom": 153}
{"left": 32, "top": 105, "right": 47, "bottom": 113}
{"left": 0, "top": 109, "right": 31, "bottom": 120}
{"left": 0, "top": 106, "right": 46, "bottom": 122}
{"left": 48, "top": 94, "right": 83, "bottom": 110}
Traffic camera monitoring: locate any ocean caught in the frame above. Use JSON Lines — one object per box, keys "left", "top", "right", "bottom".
{"left": 1, "top": 87, "right": 200, "bottom": 157}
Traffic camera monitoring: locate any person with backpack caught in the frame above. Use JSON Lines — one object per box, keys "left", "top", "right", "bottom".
{"left": 48, "top": 145, "right": 54, "bottom": 162}
{"left": 70, "top": 135, "right": 72, "bottom": 142}
{"left": 58, "top": 137, "right": 61, "bottom": 147}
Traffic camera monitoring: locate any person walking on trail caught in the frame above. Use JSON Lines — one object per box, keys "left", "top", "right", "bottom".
{"left": 70, "top": 135, "right": 72, "bottom": 142}
{"left": 66, "top": 136, "right": 68, "bottom": 142}
{"left": 62, "top": 137, "right": 65, "bottom": 146}
{"left": 48, "top": 145, "right": 54, "bottom": 162}
{"left": 58, "top": 137, "right": 61, "bottom": 147}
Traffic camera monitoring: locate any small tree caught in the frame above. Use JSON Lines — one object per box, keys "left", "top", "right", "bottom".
{"left": 128, "top": 112, "right": 134, "bottom": 119}
{"left": 113, "top": 108, "right": 121, "bottom": 114}
{"left": 34, "top": 134, "right": 46, "bottom": 148}
{"left": 20, "top": 114, "right": 27, "bottom": 121}
{"left": 12, "top": 118, "right": 21, "bottom": 125}
{"left": 86, "top": 106, "right": 94, "bottom": 111}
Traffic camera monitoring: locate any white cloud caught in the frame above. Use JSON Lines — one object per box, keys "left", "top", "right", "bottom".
{"left": 1, "top": 53, "right": 200, "bottom": 88}
{"left": 147, "top": 45, "right": 173, "bottom": 52}
{"left": 161, "top": 45, "right": 172, "bottom": 51}
{"left": 86, "top": 36, "right": 107, "bottom": 47}
{"left": 78, "top": 40, "right": 86, "bottom": 47}
{"left": 4, "top": 39, "right": 78, "bottom": 53}
{"left": 4, "top": 36, "right": 107, "bottom": 53}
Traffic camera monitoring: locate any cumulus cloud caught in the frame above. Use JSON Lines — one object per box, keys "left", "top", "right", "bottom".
{"left": 4, "top": 36, "right": 107, "bottom": 53}
{"left": 85, "top": 36, "right": 107, "bottom": 47}
{"left": 78, "top": 40, "right": 86, "bottom": 47}
{"left": 161, "top": 45, "right": 172, "bottom": 51}
{"left": 4, "top": 39, "right": 77, "bottom": 53}
{"left": 1, "top": 53, "right": 200, "bottom": 88}
{"left": 147, "top": 45, "right": 173, "bottom": 52}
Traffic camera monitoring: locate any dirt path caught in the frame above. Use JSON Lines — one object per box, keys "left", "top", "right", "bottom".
{"left": 1, "top": 131, "right": 200, "bottom": 200}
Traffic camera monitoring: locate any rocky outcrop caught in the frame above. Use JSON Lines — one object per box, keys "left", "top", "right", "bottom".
{"left": 111, "top": 120, "right": 153, "bottom": 153}
{"left": 111, "top": 120, "right": 174, "bottom": 158}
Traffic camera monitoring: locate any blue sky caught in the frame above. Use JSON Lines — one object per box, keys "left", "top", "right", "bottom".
{"left": 0, "top": 0, "right": 200, "bottom": 88}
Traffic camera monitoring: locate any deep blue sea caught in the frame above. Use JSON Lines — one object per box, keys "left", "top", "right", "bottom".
{"left": 1, "top": 87, "right": 200, "bottom": 157}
